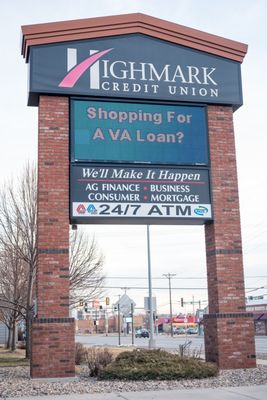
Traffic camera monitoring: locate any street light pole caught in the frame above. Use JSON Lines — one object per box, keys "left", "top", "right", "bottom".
{"left": 147, "top": 225, "right": 155, "bottom": 348}
{"left": 163, "top": 272, "right": 176, "bottom": 337}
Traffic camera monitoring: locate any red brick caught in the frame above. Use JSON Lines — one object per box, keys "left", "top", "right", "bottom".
{"left": 204, "top": 106, "right": 256, "bottom": 368}
{"left": 31, "top": 96, "right": 75, "bottom": 378}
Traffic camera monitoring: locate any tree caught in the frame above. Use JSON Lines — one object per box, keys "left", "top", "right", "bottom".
{"left": 0, "top": 245, "right": 28, "bottom": 350}
{"left": 0, "top": 164, "right": 37, "bottom": 357}
{"left": 69, "top": 230, "right": 105, "bottom": 307}
{"left": 0, "top": 163, "right": 105, "bottom": 357}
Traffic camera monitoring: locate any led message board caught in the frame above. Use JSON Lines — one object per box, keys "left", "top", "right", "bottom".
{"left": 71, "top": 100, "right": 209, "bottom": 165}
{"left": 70, "top": 164, "right": 212, "bottom": 224}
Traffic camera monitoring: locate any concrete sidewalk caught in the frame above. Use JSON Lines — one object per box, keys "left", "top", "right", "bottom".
{"left": 9, "top": 385, "right": 267, "bottom": 400}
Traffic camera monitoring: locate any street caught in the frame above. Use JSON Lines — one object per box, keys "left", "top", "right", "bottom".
{"left": 76, "top": 334, "right": 267, "bottom": 354}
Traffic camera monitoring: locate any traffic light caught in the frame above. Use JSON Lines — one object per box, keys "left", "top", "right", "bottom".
{"left": 181, "top": 298, "right": 184, "bottom": 307}
{"left": 84, "top": 302, "right": 88, "bottom": 312}
{"left": 79, "top": 299, "right": 84, "bottom": 307}
{"left": 106, "top": 297, "right": 110, "bottom": 306}
{"left": 152, "top": 312, "right": 158, "bottom": 322}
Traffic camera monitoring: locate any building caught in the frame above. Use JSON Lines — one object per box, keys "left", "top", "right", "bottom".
{"left": 0, "top": 322, "right": 8, "bottom": 345}
{"left": 246, "top": 296, "right": 267, "bottom": 335}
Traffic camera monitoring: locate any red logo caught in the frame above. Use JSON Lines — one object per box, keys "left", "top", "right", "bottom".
{"left": 76, "top": 204, "right": 86, "bottom": 214}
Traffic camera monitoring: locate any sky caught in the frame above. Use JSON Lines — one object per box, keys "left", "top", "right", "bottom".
{"left": 0, "top": 0, "right": 267, "bottom": 315}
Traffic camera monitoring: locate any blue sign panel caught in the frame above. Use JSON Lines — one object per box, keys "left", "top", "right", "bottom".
{"left": 71, "top": 100, "right": 208, "bottom": 165}
{"left": 28, "top": 34, "right": 243, "bottom": 107}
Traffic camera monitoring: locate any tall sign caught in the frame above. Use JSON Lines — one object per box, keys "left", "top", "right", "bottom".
{"left": 21, "top": 13, "right": 255, "bottom": 379}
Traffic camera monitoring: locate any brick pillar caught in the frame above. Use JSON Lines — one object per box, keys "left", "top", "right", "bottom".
{"left": 204, "top": 105, "right": 256, "bottom": 369}
{"left": 31, "top": 96, "right": 75, "bottom": 378}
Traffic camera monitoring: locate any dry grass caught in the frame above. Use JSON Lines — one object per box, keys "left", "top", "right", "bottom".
{"left": 0, "top": 347, "right": 29, "bottom": 367}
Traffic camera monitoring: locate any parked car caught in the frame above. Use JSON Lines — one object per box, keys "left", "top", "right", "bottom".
{"left": 173, "top": 327, "right": 185, "bottom": 335}
{"left": 135, "top": 329, "right": 149, "bottom": 338}
{"left": 186, "top": 327, "right": 198, "bottom": 335}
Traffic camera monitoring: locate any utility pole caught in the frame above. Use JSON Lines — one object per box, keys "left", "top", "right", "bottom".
{"left": 131, "top": 302, "right": 134, "bottom": 345}
{"left": 163, "top": 272, "right": 176, "bottom": 337}
{"left": 118, "top": 303, "right": 121, "bottom": 345}
{"left": 116, "top": 294, "right": 121, "bottom": 346}
{"left": 121, "top": 287, "right": 130, "bottom": 294}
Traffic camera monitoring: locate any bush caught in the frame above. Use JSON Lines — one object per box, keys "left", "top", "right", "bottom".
{"left": 75, "top": 343, "right": 87, "bottom": 365}
{"left": 99, "top": 348, "right": 218, "bottom": 380}
{"left": 85, "top": 347, "right": 114, "bottom": 377}
{"left": 17, "top": 341, "right": 26, "bottom": 350}
{"left": 177, "top": 340, "right": 202, "bottom": 359}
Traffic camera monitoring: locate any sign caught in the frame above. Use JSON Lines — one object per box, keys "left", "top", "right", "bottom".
{"left": 173, "top": 317, "right": 185, "bottom": 323}
{"left": 247, "top": 296, "right": 264, "bottom": 301}
{"left": 28, "top": 34, "right": 243, "bottom": 107}
{"left": 71, "top": 100, "right": 208, "bottom": 165}
{"left": 92, "top": 299, "right": 100, "bottom": 309}
{"left": 144, "top": 297, "right": 157, "bottom": 312}
{"left": 114, "top": 294, "right": 135, "bottom": 316}
{"left": 70, "top": 164, "right": 212, "bottom": 224}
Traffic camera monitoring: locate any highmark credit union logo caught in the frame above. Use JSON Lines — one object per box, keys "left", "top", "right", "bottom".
{"left": 58, "top": 46, "right": 219, "bottom": 98}
{"left": 59, "top": 48, "right": 113, "bottom": 89}
{"left": 194, "top": 206, "right": 209, "bottom": 216}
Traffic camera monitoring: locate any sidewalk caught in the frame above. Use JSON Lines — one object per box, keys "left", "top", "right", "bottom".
{"left": 9, "top": 384, "right": 267, "bottom": 400}
{"left": 258, "top": 359, "right": 267, "bottom": 366}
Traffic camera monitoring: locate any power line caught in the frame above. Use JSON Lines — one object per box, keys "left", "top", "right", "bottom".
{"left": 88, "top": 285, "right": 207, "bottom": 290}
{"left": 246, "top": 276, "right": 267, "bottom": 279}
{"left": 107, "top": 276, "right": 206, "bottom": 280}
{"left": 86, "top": 285, "right": 259, "bottom": 290}
{"left": 107, "top": 275, "right": 267, "bottom": 280}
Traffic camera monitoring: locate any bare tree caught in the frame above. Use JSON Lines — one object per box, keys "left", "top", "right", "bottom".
{"left": 0, "top": 163, "right": 105, "bottom": 356}
{"left": 69, "top": 230, "right": 105, "bottom": 307}
{"left": 0, "top": 245, "right": 28, "bottom": 350}
{"left": 0, "top": 164, "right": 37, "bottom": 357}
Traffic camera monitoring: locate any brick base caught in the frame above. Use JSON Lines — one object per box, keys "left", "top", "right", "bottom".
{"left": 204, "top": 313, "right": 256, "bottom": 369}
{"left": 31, "top": 318, "right": 75, "bottom": 378}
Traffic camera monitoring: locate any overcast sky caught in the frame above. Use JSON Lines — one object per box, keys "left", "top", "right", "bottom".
{"left": 0, "top": 0, "right": 266, "bottom": 314}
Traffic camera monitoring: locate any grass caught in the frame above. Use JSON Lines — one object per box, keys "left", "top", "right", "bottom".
{"left": 0, "top": 347, "right": 29, "bottom": 367}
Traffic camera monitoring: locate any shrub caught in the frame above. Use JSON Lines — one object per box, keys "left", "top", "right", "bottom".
{"left": 177, "top": 340, "right": 202, "bottom": 359}
{"left": 85, "top": 347, "right": 114, "bottom": 377}
{"left": 75, "top": 343, "right": 87, "bottom": 365}
{"left": 17, "top": 341, "right": 26, "bottom": 350}
{"left": 99, "top": 348, "right": 218, "bottom": 380}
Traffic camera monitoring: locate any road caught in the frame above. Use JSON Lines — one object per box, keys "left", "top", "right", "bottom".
{"left": 76, "top": 334, "right": 267, "bottom": 354}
